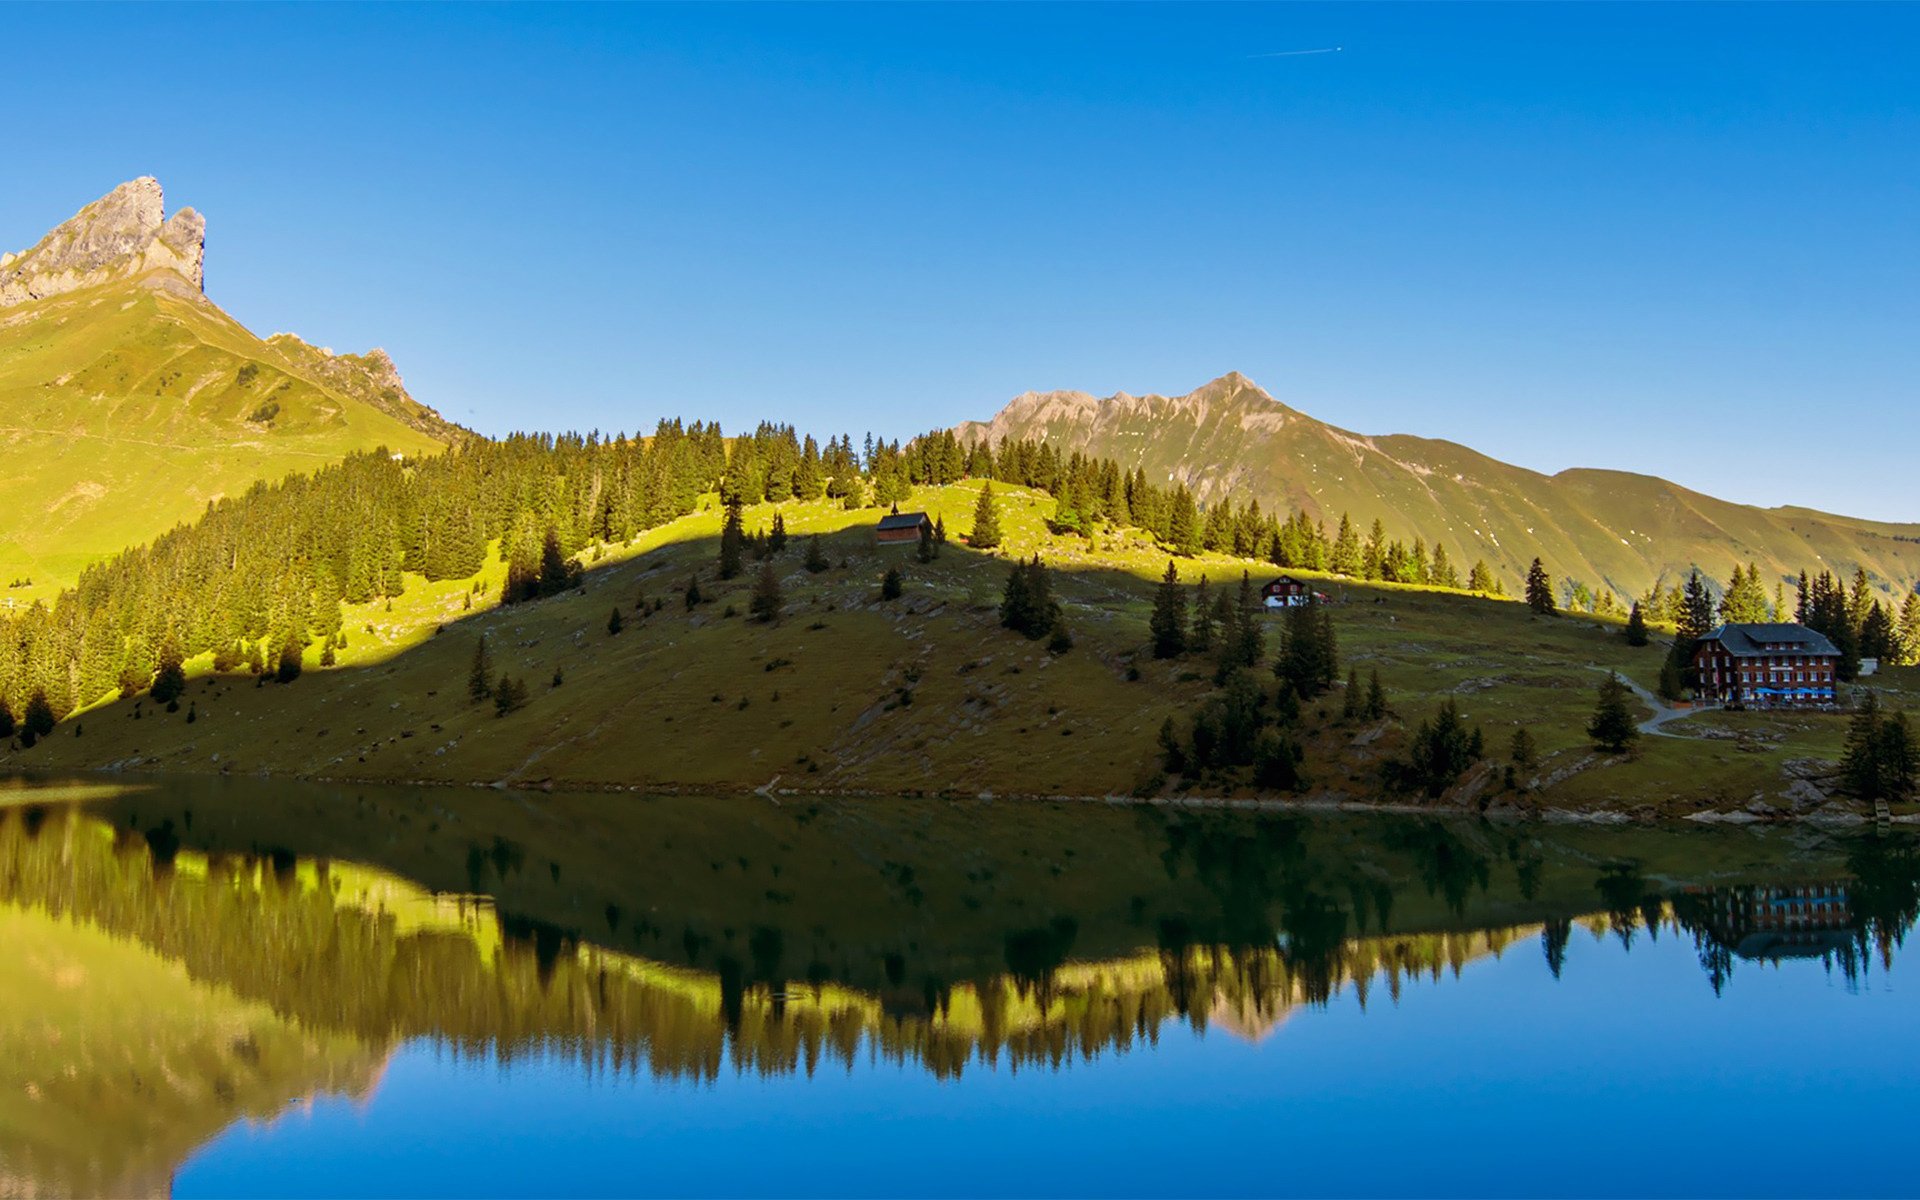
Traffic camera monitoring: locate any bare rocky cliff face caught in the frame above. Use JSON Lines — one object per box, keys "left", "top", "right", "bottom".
{"left": 0, "top": 177, "right": 205, "bottom": 306}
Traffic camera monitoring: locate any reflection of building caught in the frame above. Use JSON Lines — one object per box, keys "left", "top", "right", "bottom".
{"left": 1685, "top": 883, "right": 1854, "bottom": 961}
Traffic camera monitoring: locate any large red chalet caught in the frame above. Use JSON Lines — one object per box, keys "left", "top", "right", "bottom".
{"left": 1692, "top": 623, "right": 1841, "bottom": 708}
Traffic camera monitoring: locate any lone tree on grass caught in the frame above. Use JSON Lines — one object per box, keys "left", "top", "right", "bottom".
{"left": 718, "top": 495, "right": 746, "bottom": 579}
{"left": 999, "top": 555, "right": 1059, "bottom": 639}
{"left": 916, "top": 521, "right": 938, "bottom": 563}
{"left": 20, "top": 690, "right": 55, "bottom": 748}
{"left": 970, "top": 483, "right": 1003, "bottom": 550}
{"left": 804, "top": 535, "right": 830, "bottom": 573}
{"left": 607, "top": 607, "right": 624, "bottom": 636}
{"left": 1526, "top": 559, "right": 1556, "bottom": 615}
{"left": 880, "top": 566, "right": 904, "bottom": 601}
{"left": 751, "top": 561, "right": 784, "bottom": 623}
{"left": 1149, "top": 561, "right": 1188, "bottom": 659}
{"left": 1625, "top": 602, "right": 1650, "bottom": 647}
{"left": 1588, "top": 673, "right": 1640, "bottom": 754}
{"left": 468, "top": 635, "right": 494, "bottom": 701}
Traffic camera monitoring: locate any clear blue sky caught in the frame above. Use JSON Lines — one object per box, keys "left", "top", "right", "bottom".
{"left": 5, "top": 3, "right": 1916, "bottom": 519}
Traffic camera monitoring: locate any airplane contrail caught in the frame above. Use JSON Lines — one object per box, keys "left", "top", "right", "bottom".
{"left": 1247, "top": 47, "right": 1343, "bottom": 59}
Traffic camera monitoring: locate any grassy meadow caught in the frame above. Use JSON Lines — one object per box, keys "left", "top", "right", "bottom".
{"left": 11, "top": 481, "right": 1909, "bottom": 819}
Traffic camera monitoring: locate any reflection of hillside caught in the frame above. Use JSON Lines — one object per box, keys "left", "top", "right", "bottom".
{"left": 0, "top": 804, "right": 1535, "bottom": 1087}
{"left": 4, "top": 785, "right": 1917, "bottom": 1191}
{"left": 0, "top": 904, "right": 383, "bottom": 1200}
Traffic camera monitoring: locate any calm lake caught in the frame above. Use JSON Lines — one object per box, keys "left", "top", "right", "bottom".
{"left": 2, "top": 774, "right": 1915, "bottom": 1198}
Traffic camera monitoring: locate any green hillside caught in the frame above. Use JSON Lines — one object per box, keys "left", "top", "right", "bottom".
{"left": 955, "top": 372, "right": 1920, "bottom": 606}
{"left": 14, "top": 483, "right": 1915, "bottom": 818}
{"left": 0, "top": 179, "right": 459, "bottom": 600}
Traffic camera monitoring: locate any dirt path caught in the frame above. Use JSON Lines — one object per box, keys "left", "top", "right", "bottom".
{"left": 1589, "top": 667, "right": 1701, "bottom": 738}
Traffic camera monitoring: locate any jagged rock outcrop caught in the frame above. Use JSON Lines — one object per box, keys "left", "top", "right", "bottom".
{"left": 0, "top": 177, "right": 205, "bottom": 307}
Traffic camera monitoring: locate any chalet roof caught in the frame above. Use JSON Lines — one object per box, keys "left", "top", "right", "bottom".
{"left": 875, "top": 511, "right": 931, "bottom": 531}
{"left": 1701, "top": 623, "right": 1841, "bottom": 658}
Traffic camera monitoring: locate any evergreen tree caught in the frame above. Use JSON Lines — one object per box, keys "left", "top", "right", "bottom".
{"left": 1331, "top": 515, "right": 1363, "bottom": 577}
{"left": 916, "top": 520, "right": 936, "bottom": 563}
{"left": 1525, "top": 559, "right": 1556, "bottom": 615}
{"left": 1861, "top": 602, "right": 1899, "bottom": 664}
{"left": 607, "top": 607, "right": 624, "bottom": 636}
{"left": 1275, "top": 604, "right": 1338, "bottom": 699}
{"left": 880, "top": 565, "right": 904, "bottom": 601}
{"left": 151, "top": 642, "right": 188, "bottom": 704}
{"left": 1047, "top": 612, "right": 1074, "bottom": 655}
{"left": 1625, "top": 602, "right": 1650, "bottom": 646}
{"left": 275, "top": 636, "right": 304, "bottom": 683}
{"left": 768, "top": 512, "right": 788, "bottom": 554}
{"left": 1468, "top": 559, "right": 1498, "bottom": 594}
{"left": 21, "top": 690, "right": 54, "bottom": 747}
{"left": 1188, "top": 577, "right": 1216, "bottom": 654}
{"left": 1394, "top": 699, "right": 1482, "bottom": 797}
{"left": 999, "top": 555, "right": 1057, "bottom": 639}
{"left": 1679, "top": 570, "right": 1716, "bottom": 641}
{"left": 1510, "top": 727, "right": 1537, "bottom": 775}
{"left": 1341, "top": 667, "right": 1363, "bottom": 721}
{"left": 468, "top": 635, "right": 494, "bottom": 701}
{"left": 684, "top": 575, "right": 704, "bottom": 610}
{"left": 493, "top": 674, "right": 528, "bottom": 717}
{"left": 1838, "top": 692, "right": 1913, "bottom": 802}
{"left": 718, "top": 496, "right": 746, "bottom": 579}
{"left": 751, "top": 560, "right": 784, "bottom": 623}
{"left": 1588, "top": 673, "right": 1639, "bottom": 754}
{"left": 1364, "top": 667, "right": 1386, "bottom": 720}
{"left": 1148, "top": 561, "right": 1188, "bottom": 659}
{"left": 538, "top": 527, "right": 580, "bottom": 596}
{"left": 970, "top": 483, "right": 1003, "bottom": 550}
{"left": 1900, "top": 593, "right": 1920, "bottom": 668}
{"left": 803, "top": 535, "right": 830, "bottom": 573}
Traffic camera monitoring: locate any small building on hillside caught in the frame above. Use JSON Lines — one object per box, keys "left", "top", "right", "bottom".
{"left": 1262, "top": 576, "right": 1325, "bottom": 609}
{"left": 874, "top": 510, "right": 932, "bottom": 546}
{"left": 1693, "top": 623, "right": 1841, "bottom": 708}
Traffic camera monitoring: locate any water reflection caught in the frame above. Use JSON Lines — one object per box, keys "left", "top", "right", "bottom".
{"left": 1, "top": 777, "right": 1915, "bottom": 1196}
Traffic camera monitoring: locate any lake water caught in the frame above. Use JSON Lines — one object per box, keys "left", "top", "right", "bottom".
{"left": 2, "top": 774, "right": 1916, "bottom": 1198}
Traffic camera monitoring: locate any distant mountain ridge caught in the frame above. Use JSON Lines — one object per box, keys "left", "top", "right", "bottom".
{"left": 0, "top": 179, "right": 463, "bottom": 594}
{"left": 956, "top": 372, "right": 1920, "bottom": 602}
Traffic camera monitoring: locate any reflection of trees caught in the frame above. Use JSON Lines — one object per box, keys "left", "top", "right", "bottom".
{"left": 0, "top": 805, "right": 1533, "bottom": 1085}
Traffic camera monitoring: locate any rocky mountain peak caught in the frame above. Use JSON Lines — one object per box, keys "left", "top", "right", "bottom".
{"left": 0, "top": 177, "right": 206, "bottom": 307}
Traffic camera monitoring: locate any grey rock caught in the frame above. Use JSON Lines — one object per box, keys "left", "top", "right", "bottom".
{"left": 1, "top": 177, "right": 205, "bottom": 307}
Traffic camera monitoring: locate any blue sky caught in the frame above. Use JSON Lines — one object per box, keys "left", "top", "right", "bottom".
{"left": 5, "top": 3, "right": 1916, "bottom": 519}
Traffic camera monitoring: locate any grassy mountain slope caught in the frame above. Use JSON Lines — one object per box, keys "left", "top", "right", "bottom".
{"left": 954, "top": 372, "right": 1920, "bottom": 603}
{"left": 0, "top": 274, "right": 451, "bottom": 597}
{"left": 14, "top": 485, "right": 1915, "bottom": 818}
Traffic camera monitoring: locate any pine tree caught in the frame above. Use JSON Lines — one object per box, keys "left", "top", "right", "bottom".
{"left": 718, "top": 495, "right": 746, "bottom": 579}
{"left": 1588, "top": 673, "right": 1639, "bottom": 754}
{"left": 1510, "top": 728, "right": 1537, "bottom": 775}
{"left": 1900, "top": 592, "right": 1920, "bottom": 668}
{"left": 916, "top": 520, "right": 935, "bottom": 563}
{"left": 880, "top": 565, "right": 904, "bottom": 601}
{"left": 1167, "top": 487, "right": 1201, "bottom": 557}
{"left": 151, "top": 642, "right": 187, "bottom": 704}
{"left": 768, "top": 512, "right": 788, "bottom": 554}
{"left": 1525, "top": 559, "right": 1556, "bottom": 615}
{"left": 607, "top": 607, "right": 624, "bottom": 636}
{"left": 1148, "top": 561, "right": 1188, "bottom": 659}
{"left": 1842, "top": 691, "right": 1888, "bottom": 800}
{"left": 1341, "top": 667, "right": 1363, "bottom": 721}
{"left": 21, "top": 690, "right": 55, "bottom": 747}
{"left": 493, "top": 674, "right": 527, "bottom": 717}
{"left": 803, "top": 535, "right": 830, "bottom": 573}
{"left": 999, "top": 555, "right": 1056, "bottom": 639}
{"left": 1275, "top": 604, "right": 1338, "bottom": 699}
{"left": 1364, "top": 667, "right": 1386, "bottom": 720}
{"left": 1624, "top": 602, "right": 1650, "bottom": 647}
{"left": 1189, "top": 577, "right": 1216, "bottom": 654}
{"left": 468, "top": 635, "right": 494, "bottom": 701}
{"left": 751, "top": 561, "right": 783, "bottom": 623}
{"left": 275, "top": 636, "right": 304, "bottom": 683}
{"left": 1331, "top": 515, "right": 1363, "bottom": 577}
{"left": 970, "top": 483, "right": 1003, "bottom": 550}
{"left": 1468, "top": 559, "right": 1498, "bottom": 594}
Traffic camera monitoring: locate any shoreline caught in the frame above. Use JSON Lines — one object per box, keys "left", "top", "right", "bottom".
{"left": 23, "top": 761, "right": 1907, "bottom": 829}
